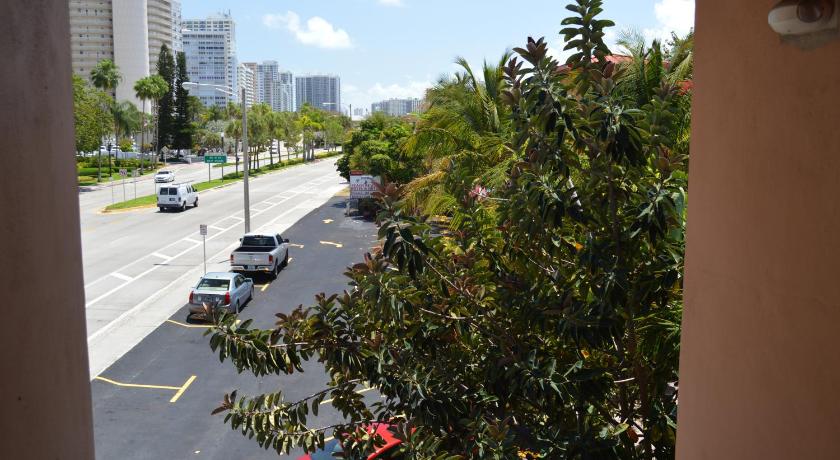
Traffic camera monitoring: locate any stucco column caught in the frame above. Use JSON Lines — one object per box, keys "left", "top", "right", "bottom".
{"left": 0, "top": 2, "right": 95, "bottom": 459}
{"left": 679, "top": 1, "right": 840, "bottom": 459}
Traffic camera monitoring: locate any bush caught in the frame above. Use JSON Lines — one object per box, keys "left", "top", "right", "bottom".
{"left": 77, "top": 167, "right": 113, "bottom": 176}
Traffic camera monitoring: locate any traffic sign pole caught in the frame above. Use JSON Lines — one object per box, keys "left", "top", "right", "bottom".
{"left": 200, "top": 224, "right": 208, "bottom": 274}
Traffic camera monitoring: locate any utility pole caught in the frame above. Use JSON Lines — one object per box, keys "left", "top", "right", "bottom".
{"left": 242, "top": 88, "right": 250, "bottom": 233}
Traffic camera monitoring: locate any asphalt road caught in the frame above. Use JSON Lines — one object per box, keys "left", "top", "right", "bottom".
{"left": 83, "top": 155, "right": 345, "bottom": 378}
{"left": 91, "top": 196, "right": 379, "bottom": 459}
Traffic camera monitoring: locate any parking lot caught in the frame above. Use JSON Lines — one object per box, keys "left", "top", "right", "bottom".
{"left": 91, "top": 196, "right": 381, "bottom": 459}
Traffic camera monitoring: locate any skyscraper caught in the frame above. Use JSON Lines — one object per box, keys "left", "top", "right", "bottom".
{"left": 69, "top": 0, "right": 182, "bottom": 108}
{"left": 371, "top": 98, "right": 423, "bottom": 117}
{"left": 237, "top": 63, "right": 256, "bottom": 108}
{"left": 182, "top": 12, "right": 238, "bottom": 107}
{"left": 249, "top": 62, "right": 295, "bottom": 112}
{"left": 295, "top": 75, "right": 341, "bottom": 113}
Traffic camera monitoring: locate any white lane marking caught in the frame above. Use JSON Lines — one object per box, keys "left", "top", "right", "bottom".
{"left": 111, "top": 272, "right": 133, "bottom": 282}
{"left": 84, "top": 175, "right": 333, "bottom": 308}
{"left": 151, "top": 252, "right": 172, "bottom": 260}
{"left": 209, "top": 225, "right": 225, "bottom": 231}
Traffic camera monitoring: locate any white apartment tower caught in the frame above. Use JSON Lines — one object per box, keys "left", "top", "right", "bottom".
{"left": 237, "top": 63, "right": 256, "bottom": 108}
{"left": 371, "top": 98, "right": 423, "bottom": 117}
{"left": 182, "top": 12, "right": 238, "bottom": 107}
{"left": 249, "top": 61, "right": 294, "bottom": 112}
{"left": 69, "top": 0, "right": 182, "bottom": 109}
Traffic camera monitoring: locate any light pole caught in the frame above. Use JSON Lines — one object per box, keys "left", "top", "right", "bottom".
{"left": 182, "top": 81, "right": 251, "bottom": 233}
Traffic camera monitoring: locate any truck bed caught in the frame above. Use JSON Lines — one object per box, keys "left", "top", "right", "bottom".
{"left": 232, "top": 246, "right": 276, "bottom": 253}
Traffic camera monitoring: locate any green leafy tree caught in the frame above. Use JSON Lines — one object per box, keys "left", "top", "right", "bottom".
{"left": 225, "top": 119, "right": 243, "bottom": 174}
{"left": 89, "top": 59, "right": 122, "bottom": 180}
{"left": 156, "top": 44, "right": 176, "bottom": 151}
{"left": 339, "top": 112, "right": 418, "bottom": 182}
{"left": 206, "top": 1, "right": 687, "bottom": 458}
{"left": 279, "top": 112, "right": 302, "bottom": 160}
{"left": 134, "top": 75, "right": 169, "bottom": 169}
{"left": 72, "top": 75, "right": 112, "bottom": 154}
{"left": 173, "top": 51, "right": 193, "bottom": 150}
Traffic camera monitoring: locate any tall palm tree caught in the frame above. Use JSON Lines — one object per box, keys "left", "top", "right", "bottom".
{"left": 111, "top": 101, "right": 141, "bottom": 145}
{"left": 402, "top": 52, "right": 514, "bottom": 216}
{"left": 225, "top": 119, "right": 242, "bottom": 175}
{"left": 134, "top": 75, "right": 169, "bottom": 171}
{"left": 90, "top": 59, "right": 122, "bottom": 180}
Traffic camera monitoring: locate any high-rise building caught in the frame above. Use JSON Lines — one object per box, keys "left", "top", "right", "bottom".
{"left": 237, "top": 63, "right": 256, "bottom": 108}
{"left": 249, "top": 62, "right": 294, "bottom": 112}
{"left": 295, "top": 75, "right": 341, "bottom": 113}
{"left": 371, "top": 98, "right": 423, "bottom": 117}
{"left": 69, "top": 0, "right": 182, "bottom": 109}
{"left": 182, "top": 12, "right": 237, "bottom": 107}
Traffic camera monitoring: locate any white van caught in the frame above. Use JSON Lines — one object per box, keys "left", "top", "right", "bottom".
{"left": 157, "top": 183, "right": 198, "bottom": 212}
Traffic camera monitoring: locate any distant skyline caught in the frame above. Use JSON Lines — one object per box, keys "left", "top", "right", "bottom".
{"left": 182, "top": 0, "right": 695, "bottom": 111}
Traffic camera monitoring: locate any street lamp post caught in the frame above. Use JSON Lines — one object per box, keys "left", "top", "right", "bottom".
{"left": 182, "top": 81, "right": 251, "bottom": 233}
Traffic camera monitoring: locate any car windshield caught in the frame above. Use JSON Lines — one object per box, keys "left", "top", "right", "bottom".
{"left": 196, "top": 278, "right": 230, "bottom": 290}
{"left": 158, "top": 171, "right": 170, "bottom": 175}
{"left": 242, "top": 236, "right": 275, "bottom": 246}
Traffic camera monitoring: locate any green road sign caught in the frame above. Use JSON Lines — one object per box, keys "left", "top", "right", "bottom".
{"left": 204, "top": 155, "right": 226, "bottom": 164}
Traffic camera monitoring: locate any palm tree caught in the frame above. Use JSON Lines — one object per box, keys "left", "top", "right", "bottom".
{"left": 225, "top": 119, "right": 242, "bottom": 175}
{"left": 111, "top": 101, "right": 141, "bottom": 146}
{"left": 90, "top": 59, "right": 122, "bottom": 180}
{"left": 134, "top": 75, "right": 169, "bottom": 171}
{"left": 401, "top": 53, "right": 514, "bottom": 215}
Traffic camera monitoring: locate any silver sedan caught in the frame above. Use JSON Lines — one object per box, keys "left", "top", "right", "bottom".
{"left": 188, "top": 272, "right": 253, "bottom": 319}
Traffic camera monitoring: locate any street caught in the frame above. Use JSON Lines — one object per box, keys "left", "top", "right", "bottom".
{"left": 83, "top": 156, "right": 345, "bottom": 378}
{"left": 91, "top": 194, "right": 379, "bottom": 459}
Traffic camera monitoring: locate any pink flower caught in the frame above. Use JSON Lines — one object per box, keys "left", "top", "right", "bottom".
{"left": 469, "top": 184, "right": 488, "bottom": 202}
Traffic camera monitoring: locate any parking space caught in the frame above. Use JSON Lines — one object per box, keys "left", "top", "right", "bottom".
{"left": 91, "top": 195, "right": 380, "bottom": 459}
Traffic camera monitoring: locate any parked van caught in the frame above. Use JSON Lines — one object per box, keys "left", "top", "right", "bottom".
{"left": 157, "top": 183, "right": 198, "bottom": 212}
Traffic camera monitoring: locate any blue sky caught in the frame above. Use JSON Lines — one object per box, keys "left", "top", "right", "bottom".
{"left": 182, "top": 0, "right": 695, "bottom": 112}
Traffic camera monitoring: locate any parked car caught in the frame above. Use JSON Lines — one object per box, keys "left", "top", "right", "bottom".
{"left": 297, "top": 424, "right": 403, "bottom": 460}
{"left": 155, "top": 170, "right": 175, "bottom": 183}
{"left": 230, "top": 233, "right": 290, "bottom": 278}
{"left": 188, "top": 272, "right": 253, "bottom": 319}
{"left": 157, "top": 183, "right": 198, "bottom": 212}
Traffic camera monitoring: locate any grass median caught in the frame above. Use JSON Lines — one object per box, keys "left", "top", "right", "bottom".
{"left": 103, "top": 152, "right": 341, "bottom": 212}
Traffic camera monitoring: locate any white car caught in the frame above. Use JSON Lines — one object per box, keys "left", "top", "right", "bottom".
{"left": 155, "top": 170, "right": 175, "bottom": 183}
{"left": 188, "top": 272, "right": 254, "bottom": 319}
{"left": 157, "top": 183, "right": 198, "bottom": 212}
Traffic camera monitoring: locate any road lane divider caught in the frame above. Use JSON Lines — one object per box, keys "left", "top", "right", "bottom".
{"left": 94, "top": 374, "right": 197, "bottom": 403}
{"left": 289, "top": 243, "right": 305, "bottom": 248}
{"left": 320, "top": 241, "right": 343, "bottom": 248}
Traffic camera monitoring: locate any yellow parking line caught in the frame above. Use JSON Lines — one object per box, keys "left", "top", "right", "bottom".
{"left": 95, "top": 376, "right": 181, "bottom": 391}
{"left": 323, "top": 219, "right": 334, "bottom": 224}
{"left": 320, "top": 387, "right": 374, "bottom": 405}
{"left": 324, "top": 436, "right": 335, "bottom": 443}
{"left": 289, "top": 243, "right": 305, "bottom": 248}
{"left": 166, "top": 319, "right": 213, "bottom": 329}
{"left": 169, "top": 375, "right": 197, "bottom": 403}
{"left": 320, "top": 241, "right": 344, "bottom": 248}
{"left": 259, "top": 284, "right": 269, "bottom": 292}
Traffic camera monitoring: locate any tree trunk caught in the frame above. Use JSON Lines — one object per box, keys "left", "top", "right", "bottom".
{"left": 140, "top": 99, "right": 146, "bottom": 173}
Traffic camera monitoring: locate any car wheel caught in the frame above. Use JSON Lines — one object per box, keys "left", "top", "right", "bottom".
{"left": 248, "top": 287, "right": 254, "bottom": 303}
{"left": 231, "top": 301, "right": 240, "bottom": 314}
{"left": 159, "top": 206, "right": 165, "bottom": 212}
{"left": 281, "top": 252, "right": 289, "bottom": 268}
{"left": 181, "top": 201, "right": 187, "bottom": 212}
{"left": 193, "top": 197, "right": 199, "bottom": 208}
{"left": 270, "top": 263, "right": 278, "bottom": 280}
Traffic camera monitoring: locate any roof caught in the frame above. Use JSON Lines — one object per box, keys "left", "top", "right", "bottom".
{"left": 201, "top": 272, "right": 237, "bottom": 280}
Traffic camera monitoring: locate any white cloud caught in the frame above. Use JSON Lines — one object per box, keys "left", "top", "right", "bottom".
{"left": 378, "top": 0, "right": 404, "bottom": 6}
{"left": 367, "top": 81, "right": 431, "bottom": 100}
{"left": 263, "top": 12, "right": 353, "bottom": 49}
{"left": 644, "top": 0, "right": 695, "bottom": 43}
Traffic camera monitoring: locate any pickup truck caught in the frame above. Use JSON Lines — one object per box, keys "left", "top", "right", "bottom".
{"left": 230, "top": 233, "right": 289, "bottom": 278}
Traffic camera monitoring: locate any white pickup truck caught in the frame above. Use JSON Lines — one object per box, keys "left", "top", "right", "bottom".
{"left": 230, "top": 233, "right": 290, "bottom": 278}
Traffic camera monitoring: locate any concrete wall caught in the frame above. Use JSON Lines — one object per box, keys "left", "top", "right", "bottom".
{"left": 0, "top": 1, "right": 95, "bottom": 459}
{"left": 679, "top": 1, "right": 840, "bottom": 459}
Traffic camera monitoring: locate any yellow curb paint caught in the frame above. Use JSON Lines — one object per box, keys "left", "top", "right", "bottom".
{"left": 94, "top": 376, "right": 181, "bottom": 391}
{"left": 166, "top": 319, "right": 213, "bottom": 329}
{"left": 320, "top": 241, "right": 343, "bottom": 248}
{"left": 323, "top": 219, "right": 334, "bottom": 224}
{"left": 170, "top": 375, "right": 197, "bottom": 403}
{"left": 260, "top": 284, "right": 269, "bottom": 292}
